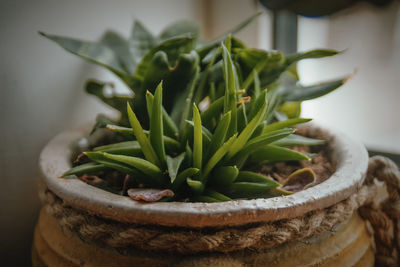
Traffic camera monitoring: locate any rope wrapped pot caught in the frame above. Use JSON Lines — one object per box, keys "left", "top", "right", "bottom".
{"left": 33, "top": 124, "right": 400, "bottom": 266}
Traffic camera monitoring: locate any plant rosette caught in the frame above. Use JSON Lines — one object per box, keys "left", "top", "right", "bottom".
{"left": 33, "top": 15, "right": 400, "bottom": 266}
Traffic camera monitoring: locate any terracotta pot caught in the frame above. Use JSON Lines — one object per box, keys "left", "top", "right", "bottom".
{"left": 33, "top": 124, "right": 374, "bottom": 266}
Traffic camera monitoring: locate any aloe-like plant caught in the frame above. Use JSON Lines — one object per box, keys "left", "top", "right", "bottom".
{"left": 63, "top": 38, "right": 331, "bottom": 202}
{"left": 43, "top": 14, "right": 348, "bottom": 202}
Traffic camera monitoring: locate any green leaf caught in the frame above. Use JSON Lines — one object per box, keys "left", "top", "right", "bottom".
{"left": 278, "top": 101, "right": 301, "bottom": 118}
{"left": 253, "top": 70, "right": 261, "bottom": 99}
{"left": 102, "top": 152, "right": 163, "bottom": 178}
{"left": 232, "top": 128, "right": 294, "bottom": 163}
{"left": 129, "top": 20, "right": 156, "bottom": 64}
{"left": 135, "top": 36, "right": 195, "bottom": 80}
{"left": 85, "top": 80, "right": 133, "bottom": 122}
{"left": 186, "top": 178, "right": 204, "bottom": 195}
{"left": 93, "top": 141, "right": 142, "bottom": 156}
{"left": 263, "top": 118, "right": 311, "bottom": 134}
{"left": 127, "top": 103, "right": 160, "bottom": 166}
{"left": 200, "top": 96, "right": 224, "bottom": 127}
{"left": 226, "top": 94, "right": 268, "bottom": 160}
{"left": 250, "top": 145, "right": 310, "bottom": 163}
{"left": 166, "top": 152, "right": 186, "bottom": 183}
{"left": 101, "top": 30, "right": 135, "bottom": 74}
{"left": 185, "top": 120, "right": 212, "bottom": 143}
{"left": 150, "top": 82, "right": 166, "bottom": 166}
{"left": 285, "top": 49, "right": 339, "bottom": 66}
{"left": 192, "top": 104, "right": 202, "bottom": 169}
{"left": 206, "top": 111, "right": 231, "bottom": 160}
{"left": 145, "top": 90, "right": 154, "bottom": 118}
{"left": 201, "top": 134, "right": 238, "bottom": 182}
{"left": 210, "top": 165, "right": 239, "bottom": 187}
{"left": 160, "top": 21, "right": 199, "bottom": 40}
{"left": 236, "top": 171, "right": 281, "bottom": 187}
{"left": 105, "top": 125, "right": 181, "bottom": 152}
{"left": 62, "top": 163, "right": 109, "bottom": 177}
{"left": 272, "top": 134, "right": 326, "bottom": 147}
{"left": 39, "top": 32, "right": 127, "bottom": 79}
{"left": 221, "top": 42, "right": 238, "bottom": 137}
{"left": 229, "top": 182, "right": 279, "bottom": 198}
{"left": 84, "top": 152, "right": 137, "bottom": 175}
{"left": 171, "top": 167, "right": 199, "bottom": 189}
{"left": 281, "top": 77, "right": 347, "bottom": 102}
{"left": 204, "top": 190, "right": 231, "bottom": 202}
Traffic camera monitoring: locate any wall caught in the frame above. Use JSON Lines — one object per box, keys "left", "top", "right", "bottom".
{"left": 0, "top": 0, "right": 201, "bottom": 265}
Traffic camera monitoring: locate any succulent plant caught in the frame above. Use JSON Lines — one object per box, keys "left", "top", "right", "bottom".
{"left": 42, "top": 14, "right": 348, "bottom": 202}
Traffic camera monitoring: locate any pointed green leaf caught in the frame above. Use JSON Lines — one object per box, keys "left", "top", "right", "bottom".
{"left": 193, "top": 104, "right": 202, "bottom": 169}
{"left": 185, "top": 120, "right": 212, "bottom": 143}
{"left": 129, "top": 20, "right": 155, "bottom": 64}
{"left": 263, "top": 118, "right": 311, "bottom": 134}
{"left": 146, "top": 90, "right": 154, "bottom": 119}
{"left": 201, "top": 134, "right": 238, "bottom": 182}
{"left": 171, "top": 167, "right": 199, "bottom": 189}
{"left": 62, "top": 163, "right": 109, "bottom": 177}
{"left": 150, "top": 82, "right": 166, "bottom": 165}
{"left": 200, "top": 96, "right": 224, "bottom": 126}
{"left": 166, "top": 152, "right": 186, "bottom": 183}
{"left": 206, "top": 111, "right": 231, "bottom": 160}
{"left": 102, "top": 152, "right": 162, "bottom": 178}
{"left": 159, "top": 21, "right": 199, "bottom": 40}
{"left": 250, "top": 145, "right": 310, "bottom": 163}
{"left": 236, "top": 171, "right": 281, "bottom": 187}
{"left": 39, "top": 32, "right": 127, "bottom": 79}
{"left": 210, "top": 165, "right": 239, "bottom": 187}
{"left": 101, "top": 30, "right": 135, "bottom": 74}
{"left": 285, "top": 49, "right": 339, "bottom": 66}
{"left": 127, "top": 103, "right": 160, "bottom": 166}
{"left": 84, "top": 152, "right": 137, "bottom": 175}
{"left": 221, "top": 42, "right": 238, "bottom": 137}
{"left": 186, "top": 178, "right": 204, "bottom": 195}
{"left": 204, "top": 190, "right": 231, "bottom": 202}
{"left": 93, "top": 141, "right": 142, "bottom": 156}
{"left": 272, "top": 134, "right": 326, "bottom": 147}
{"left": 226, "top": 94, "right": 268, "bottom": 160}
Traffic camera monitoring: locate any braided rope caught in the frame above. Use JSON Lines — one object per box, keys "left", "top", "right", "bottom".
{"left": 358, "top": 156, "right": 400, "bottom": 267}
{"left": 40, "top": 186, "right": 374, "bottom": 254}
{"left": 40, "top": 155, "right": 400, "bottom": 260}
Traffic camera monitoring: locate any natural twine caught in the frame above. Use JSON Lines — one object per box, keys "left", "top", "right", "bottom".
{"left": 40, "top": 156, "right": 400, "bottom": 264}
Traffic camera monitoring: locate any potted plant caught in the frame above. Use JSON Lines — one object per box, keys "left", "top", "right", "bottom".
{"left": 33, "top": 14, "right": 400, "bottom": 266}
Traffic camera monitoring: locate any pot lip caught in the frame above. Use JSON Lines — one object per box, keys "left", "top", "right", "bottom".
{"left": 39, "top": 123, "right": 368, "bottom": 228}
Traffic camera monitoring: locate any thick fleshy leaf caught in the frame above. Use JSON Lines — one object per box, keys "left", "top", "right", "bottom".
{"left": 272, "top": 134, "right": 325, "bottom": 147}
{"left": 250, "top": 145, "right": 310, "bottom": 163}
{"left": 129, "top": 20, "right": 156, "bottom": 64}
{"left": 160, "top": 21, "right": 199, "bottom": 40}
{"left": 39, "top": 32, "right": 127, "bottom": 79}
{"left": 221, "top": 41, "right": 238, "bottom": 137}
{"left": 185, "top": 120, "right": 212, "bottom": 144}
{"left": 236, "top": 171, "right": 281, "bottom": 187}
{"left": 226, "top": 94, "right": 268, "bottom": 160}
{"left": 127, "top": 103, "right": 160, "bottom": 166}
{"left": 204, "top": 190, "right": 231, "bottom": 202}
{"left": 102, "top": 153, "right": 163, "bottom": 179}
{"left": 263, "top": 118, "right": 311, "bottom": 133}
{"left": 171, "top": 167, "right": 199, "bottom": 189}
{"left": 186, "top": 178, "right": 204, "bottom": 195}
{"left": 101, "top": 30, "right": 136, "bottom": 74}
{"left": 149, "top": 82, "right": 166, "bottom": 166}
{"left": 285, "top": 49, "right": 339, "bottom": 66}
{"left": 200, "top": 96, "right": 224, "bottom": 127}
{"left": 192, "top": 104, "right": 202, "bottom": 169}
{"left": 93, "top": 141, "right": 142, "bottom": 156}
{"left": 84, "top": 152, "right": 137, "bottom": 175}
{"left": 135, "top": 36, "right": 195, "bottom": 80}
{"left": 62, "top": 163, "right": 109, "bottom": 177}
{"left": 105, "top": 125, "right": 181, "bottom": 152}
{"left": 206, "top": 111, "right": 231, "bottom": 160}
{"left": 281, "top": 77, "right": 348, "bottom": 102}
{"left": 201, "top": 134, "right": 237, "bottom": 182}
{"left": 166, "top": 152, "right": 186, "bottom": 183}
{"left": 210, "top": 165, "right": 239, "bottom": 187}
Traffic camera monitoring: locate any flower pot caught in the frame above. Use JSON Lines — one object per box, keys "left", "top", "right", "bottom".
{"left": 33, "top": 124, "right": 399, "bottom": 266}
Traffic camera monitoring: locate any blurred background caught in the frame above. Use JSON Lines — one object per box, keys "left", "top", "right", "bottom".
{"left": 0, "top": 0, "right": 399, "bottom": 265}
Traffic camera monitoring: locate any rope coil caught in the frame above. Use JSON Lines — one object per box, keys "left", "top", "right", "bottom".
{"left": 40, "top": 156, "right": 400, "bottom": 265}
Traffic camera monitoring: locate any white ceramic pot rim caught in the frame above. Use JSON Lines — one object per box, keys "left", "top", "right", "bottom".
{"left": 39, "top": 123, "right": 368, "bottom": 228}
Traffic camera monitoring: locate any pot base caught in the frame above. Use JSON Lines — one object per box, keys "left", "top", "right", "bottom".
{"left": 32, "top": 208, "right": 374, "bottom": 267}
